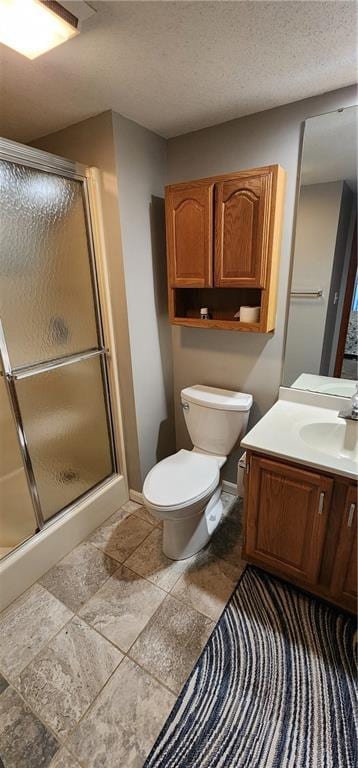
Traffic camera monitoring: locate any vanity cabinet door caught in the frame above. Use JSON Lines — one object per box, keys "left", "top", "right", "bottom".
{"left": 330, "top": 485, "right": 357, "bottom": 612}
{"left": 214, "top": 170, "right": 273, "bottom": 288}
{"left": 166, "top": 182, "right": 214, "bottom": 287}
{"left": 245, "top": 456, "right": 333, "bottom": 584}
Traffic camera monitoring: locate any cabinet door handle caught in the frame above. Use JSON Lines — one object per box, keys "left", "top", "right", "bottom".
{"left": 347, "top": 503, "right": 355, "bottom": 528}
{"left": 318, "top": 492, "right": 325, "bottom": 514}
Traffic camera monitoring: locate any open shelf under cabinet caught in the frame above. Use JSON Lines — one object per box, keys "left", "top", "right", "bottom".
{"left": 170, "top": 287, "right": 268, "bottom": 332}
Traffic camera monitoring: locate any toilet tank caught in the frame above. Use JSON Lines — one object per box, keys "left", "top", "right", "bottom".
{"left": 181, "top": 385, "right": 253, "bottom": 456}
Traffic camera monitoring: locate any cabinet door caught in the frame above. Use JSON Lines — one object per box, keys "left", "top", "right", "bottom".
{"left": 245, "top": 456, "right": 333, "bottom": 584}
{"left": 215, "top": 171, "right": 272, "bottom": 287}
{"left": 330, "top": 485, "right": 357, "bottom": 612}
{"left": 166, "top": 183, "right": 214, "bottom": 287}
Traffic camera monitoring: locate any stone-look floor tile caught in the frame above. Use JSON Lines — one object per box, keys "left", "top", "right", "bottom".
{"left": 125, "top": 527, "right": 193, "bottom": 592}
{"left": 135, "top": 505, "right": 162, "bottom": 527}
{"left": 120, "top": 500, "right": 144, "bottom": 515}
{"left": 93, "top": 505, "right": 133, "bottom": 531}
{"left": 0, "top": 686, "right": 60, "bottom": 768}
{"left": 122, "top": 501, "right": 161, "bottom": 527}
{"left": 79, "top": 565, "right": 166, "bottom": 652}
{"left": 171, "top": 550, "right": 242, "bottom": 621}
{"left": 68, "top": 656, "right": 176, "bottom": 768}
{"left": 0, "top": 673, "right": 9, "bottom": 695}
{"left": 0, "top": 584, "right": 72, "bottom": 682}
{"left": 130, "top": 594, "right": 214, "bottom": 694}
{"left": 39, "top": 542, "right": 117, "bottom": 612}
{"left": 89, "top": 512, "right": 153, "bottom": 563}
{"left": 210, "top": 497, "right": 245, "bottom": 566}
{"left": 49, "top": 749, "right": 81, "bottom": 768}
{"left": 17, "top": 616, "right": 122, "bottom": 740}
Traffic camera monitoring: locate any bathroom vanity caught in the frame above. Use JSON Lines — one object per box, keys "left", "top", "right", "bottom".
{"left": 241, "top": 388, "right": 357, "bottom": 613}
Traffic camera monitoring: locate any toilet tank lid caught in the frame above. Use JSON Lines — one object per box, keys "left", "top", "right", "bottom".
{"left": 181, "top": 385, "right": 253, "bottom": 412}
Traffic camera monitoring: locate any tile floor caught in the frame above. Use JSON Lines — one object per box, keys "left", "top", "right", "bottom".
{"left": 0, "top": 492, "right": 246, "bottom": 768}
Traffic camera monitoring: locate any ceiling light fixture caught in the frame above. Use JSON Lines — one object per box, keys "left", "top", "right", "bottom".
{"left": 0, "top": 0, "right": 79, "bottom": 59}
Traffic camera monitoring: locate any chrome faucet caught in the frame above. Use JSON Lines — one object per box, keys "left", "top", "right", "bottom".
{"left": 338, "top": 384, "right": 358, "bottom": 421}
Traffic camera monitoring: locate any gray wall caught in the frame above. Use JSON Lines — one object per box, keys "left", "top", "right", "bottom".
{"left": 167, "top": 85, "right": 357, "bottom": 482}
{"left": 284, "top": 181, "right": 344, "bottom": 386}
{"left": 112, "top": 113, "right": 175, "bottom": 482}
{"left": 328, "top": 188, "right": 357, "bottom": 374}
{"left": 322, "top": 182, "right": 355, "bottom": 375}
{"left": 33, "top": 87, "right": 357, "bottom": 490}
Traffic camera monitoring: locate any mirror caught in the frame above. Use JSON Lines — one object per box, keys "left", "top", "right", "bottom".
{"left": 283, "top": 105, "right": 357, "bottom": 398}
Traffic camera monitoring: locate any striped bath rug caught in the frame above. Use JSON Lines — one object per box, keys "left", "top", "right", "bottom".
{"left": 144, "top": 567, "right": 357, "bottom": 768}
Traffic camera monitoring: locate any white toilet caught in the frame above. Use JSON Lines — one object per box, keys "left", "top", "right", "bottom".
{"left": 143, "top": 385, "right": 253, "bottom": 560}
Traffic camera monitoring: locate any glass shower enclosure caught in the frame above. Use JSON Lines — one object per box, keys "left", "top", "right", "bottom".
{"left": 0, "top": 139, "right": 117, "bottom": 558}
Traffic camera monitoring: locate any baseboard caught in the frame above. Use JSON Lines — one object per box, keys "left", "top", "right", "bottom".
{"left": 222, "top": 480, "right": 238, "bottom": 496}
{"left": 129, "top": 489, "right": 144, "bottom": 505}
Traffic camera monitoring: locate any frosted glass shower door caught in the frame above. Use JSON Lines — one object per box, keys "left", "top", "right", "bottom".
{"left": 0, "top": 158, "right": 116, "bottom": 525}
{"left": 0, "top": 161, "right": 99, "bottom": 367}
{"left": 14, "top": 355, "right": 113, "bottom": 522}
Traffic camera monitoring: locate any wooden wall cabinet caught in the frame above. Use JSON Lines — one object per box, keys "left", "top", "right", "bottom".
{"left": 215, "top": 172, "right": 271, "bottom": 288}
{"left": 166, "top": 182, "right": 214, "bottom": 287}
{"left": 244, "top": 451, "right": 357, "bottom": 613}
{"left": 165, "top": 165, "right": 286, "bottom": 332}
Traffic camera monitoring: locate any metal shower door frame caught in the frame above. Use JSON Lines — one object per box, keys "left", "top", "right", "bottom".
{"left": 0, "top": 138, "right": 118, "bottom": 530}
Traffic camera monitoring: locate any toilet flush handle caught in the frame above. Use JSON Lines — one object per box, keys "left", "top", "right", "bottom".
{"left": 181, "top": 402, "right": 190, "bottom": 411}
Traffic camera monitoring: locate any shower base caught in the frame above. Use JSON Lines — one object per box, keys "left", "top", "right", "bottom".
{"left": 0, "top": 474, "right": 127, "bottom": 611}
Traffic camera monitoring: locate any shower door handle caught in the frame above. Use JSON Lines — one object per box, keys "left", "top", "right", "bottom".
{"left": 11, "top": 347, "right": 107, "bottom": 380}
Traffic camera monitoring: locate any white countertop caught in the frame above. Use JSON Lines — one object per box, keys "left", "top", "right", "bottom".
{"left": 241, "top": 387, "right": 358, "bottom": 480}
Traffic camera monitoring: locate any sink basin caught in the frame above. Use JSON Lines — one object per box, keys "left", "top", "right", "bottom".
{"left": 299, "top": 421, "right": 358, "bottom": 461}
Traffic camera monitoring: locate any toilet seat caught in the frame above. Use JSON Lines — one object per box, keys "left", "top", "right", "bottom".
{"left": 143, "top": 449, "right": 220, "bottom": 513}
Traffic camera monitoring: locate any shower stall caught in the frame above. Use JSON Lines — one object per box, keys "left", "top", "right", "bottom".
{"left": 0, "top": 138, "right": 127, "bottom": 585}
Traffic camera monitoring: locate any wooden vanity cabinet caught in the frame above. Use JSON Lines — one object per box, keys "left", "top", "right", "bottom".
{"left": 244, "top": 451, "right": 357, "bottom": 613}
{"left": 330, "top": 484, "right": 357, "bottom": 612}
{"left": 245, "top": 456, "right": 333, "bottom": 584}
{"left": 165, "top": 165, "right": 286, "bottom": 332}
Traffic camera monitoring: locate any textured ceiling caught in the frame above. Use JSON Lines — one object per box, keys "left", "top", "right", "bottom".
{"left": 0, "top": 0, "right": 357, "bottom": 143}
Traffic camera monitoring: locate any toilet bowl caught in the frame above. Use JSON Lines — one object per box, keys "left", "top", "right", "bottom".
{"left": 143, "top": 385, "right": 253, "bottom": 560}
